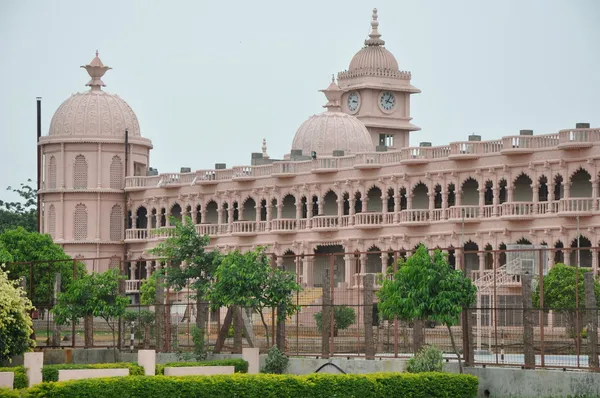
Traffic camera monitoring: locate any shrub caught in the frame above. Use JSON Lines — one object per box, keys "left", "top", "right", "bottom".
{"left": 25, "top": 373, "right": 478, "bottom": 398}
{"left": 261, "top": 346, "right": 289, "bottom": 374}
{"left": 156, "top": 359, "right": 248, "bottom": 375}
{"left": 314, "top": 306, "right": 356, "bottom": 335}
{"left": 0, "top": 366, "right": 27, "bottom": 389}
{"left": 0, "top": 387, "right": 21, "bottom": 397}
{"left": 41, "top": 363, "right": 144, "bottom": 382}
{"left": 407, "top": 345, "right": 444, "bottom": 373}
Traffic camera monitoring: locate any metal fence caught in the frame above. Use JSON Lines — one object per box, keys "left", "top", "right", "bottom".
{"left": 12, "top": 246, "right": 600, "bottom": 371}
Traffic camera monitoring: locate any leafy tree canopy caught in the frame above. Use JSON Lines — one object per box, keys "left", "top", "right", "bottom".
{"left": 0, "top": 179, "right": 37, "bottom": 233}
{"left": 533, "top": 263, "right": 600, "bottom": 310}
{"left": 207, "top": 247, "right": 301, "bottom": 346}
{"left": 148, "top": 216, "right": 221, "bottom": 299}
{"left": 0, "top": 264, "right": 35, "bottom": 361}
{"left": 0, "top": 227, "right": 86, "bottom": 307}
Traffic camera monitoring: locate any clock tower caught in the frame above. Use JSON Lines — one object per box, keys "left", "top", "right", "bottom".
{"left": 337, "top": 8, "right": 420, "bottom": 150}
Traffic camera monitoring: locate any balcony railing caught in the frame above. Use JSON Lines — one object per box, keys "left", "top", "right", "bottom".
{"left": 125, "top": 129, "right": 600, "bottom": 189}
{"left": 124, "top": 199, "right": 600, "bottom": 241}
{"left": 125, "top": 279, "right": 141, "bottom": 293}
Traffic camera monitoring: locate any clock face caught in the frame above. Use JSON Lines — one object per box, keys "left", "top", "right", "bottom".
{"left": 347, "top": 92, "right": 360, "bottom": 113}
{"left": 379, "top": 91, "right": 396, "bottom": 111}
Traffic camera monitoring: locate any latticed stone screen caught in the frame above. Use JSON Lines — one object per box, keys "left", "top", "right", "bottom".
{"left": 110, "top": 204, "right": 123, "bottom": 241}
{"left": 48, "top": 156, "right": 57, "bottom": 189}
{"left": 73, "top": 155, "right": 88, "bottom": 189}
{"left": 48, "top": 204, "right": 56, "bottom": 238}
{"left": 74, "top": 203, "right": 88, "bottom": 241}
{"left": 110, "top": 155, "right": 123, "bottom": 189}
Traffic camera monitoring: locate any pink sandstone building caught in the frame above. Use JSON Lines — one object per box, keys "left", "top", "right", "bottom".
{"left": 39, "top": 10, "right": 599, "bottom": 301}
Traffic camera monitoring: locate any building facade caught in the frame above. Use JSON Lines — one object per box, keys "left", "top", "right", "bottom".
{"left": 39, "top": 10, "right": 600, "bottom": 297}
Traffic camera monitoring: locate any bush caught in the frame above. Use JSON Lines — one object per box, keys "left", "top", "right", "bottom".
{"left": 24, "top": 373, "right": 478, "bottom": 398}
{"left": 0, "top": 387, "right": 21, "bottom": 397}
{"left": 314, "top": 306, "right": 356, "bottom": 335}
{"left": 41, "top": 363, "right": 144, "bottom": 382}
{"left": 0, "top": 366, "right": 27, "bottom": 390}
{"left": 261, "top": 346, "right": 289, "bottom": 374}
{"left": 156, "top": 359, "right": 248, "bottom": 375}
{"left": 407, "top": 345, "right": 444, "bottom": 373}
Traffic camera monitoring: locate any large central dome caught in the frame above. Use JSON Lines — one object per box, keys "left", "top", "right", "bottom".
{"left": 347, "top": 8, "right": 399, "bottom": 72}
{"left": 291, "top": 80, "right": 373, "bottom": 157}
{"left": 48, "top": 52, "right": 141, "bottom": 138}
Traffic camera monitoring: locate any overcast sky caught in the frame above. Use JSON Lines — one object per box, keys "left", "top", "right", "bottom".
{"left": 1, "top": 0, "right": 599, "bottom": 201}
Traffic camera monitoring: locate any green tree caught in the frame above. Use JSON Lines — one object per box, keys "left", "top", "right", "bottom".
{"left": 314, "top": 306, "right": 356, "bottom": 336}
{"left": 0, "top": 227, "right": 86, "bottom": 307}
{"left": 139, "top": 272, "right": 158, "bottom": 305}
{"left": 378, "top": 245, "right": 477, "bottom": 373}
{"left": 533, "top": 263, "right": 600, "bottom": 342}
{"left": 0, "top": 264, "right": 35, "bottom": 362}
{"left": 208, "top": 247, "right": 301, "bottom": 347}
{"left": 148, "top": 216, "right": 221, "bottom": 346}
{"left": 52, "top": 268, "right": 129, "bottom": 352}
{"left": 0, "top": 179, "right": 37, "bottom": 233}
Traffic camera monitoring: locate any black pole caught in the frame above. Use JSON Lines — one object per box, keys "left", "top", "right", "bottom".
{"left": 36, "top": 97, "right": 42, "bottom": 232}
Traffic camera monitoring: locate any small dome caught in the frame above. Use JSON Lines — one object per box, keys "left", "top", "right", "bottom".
{"left": 349, "top": 46, "right": 398, "bottom": 72}
{"left": 48, "top": 52, "right": 141, "bottom": 138}
{"left": 347, "top": 8, "right": 398, "bottom": 72}
{"left": 291, "top": 78, "right": 372, "bottom": 156}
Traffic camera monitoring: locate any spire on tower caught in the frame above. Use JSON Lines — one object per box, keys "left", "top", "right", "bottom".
{"left": 81, "top": 51, "right": 112, "bottom": 90}
{"left": 262, "top": 138, "right": 270, "bottom": 159}
{"left": 320, "top": 76, "right": 342, "bottom": 112}
{"left": 364, "top": 8, "right": 385, "bottom": 47}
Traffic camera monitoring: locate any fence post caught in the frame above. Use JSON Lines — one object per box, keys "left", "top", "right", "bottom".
{"left": 51, "top": 273, "right": 61, "bottom": 347}
{"left": 321, "top": 269, "right": 331, "bottom": 359}
{"left": 521, "top": 274, "right": 535, "bottom": 369}
{"left": 584, "top": 272, "right": 599, "bottom": 369}
{"left": 364, "top": 274, "right": 375, "bottom": 359}
{"left": 154, "top": 276, "right": 165, "bottom": 353}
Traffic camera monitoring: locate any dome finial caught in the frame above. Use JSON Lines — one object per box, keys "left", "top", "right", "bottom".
{"left": 365, "top": 8, "right": 385, "bottom": 46}
{"left": 262, "top": 138, "right": 270, "bottom": 159}
{"left": 320, "top": 77, "right": 342, "bottom": 112}
{"left": 80, "top": 51, "right": 112, "bottom": 91}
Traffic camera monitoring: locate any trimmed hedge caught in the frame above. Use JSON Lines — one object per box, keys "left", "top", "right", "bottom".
{"left": 41, "top": 363, "right": 144, "bottom": 382}
{"left": 24, "top": 372, "right": 478, "bottom": 398}
{"left": 0, "top": 387, "right": 21, "bottom": 397}
{"left": 156, "top": 359, "right": 248, "bottom": 375}
{"left": 0, "top": 366, "right": 27, "bottom": 389}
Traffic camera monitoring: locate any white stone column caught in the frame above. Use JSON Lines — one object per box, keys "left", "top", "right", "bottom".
{"left": 593, "top": 181, "right": 599, "bottom": 211}
{"left": 428, "top": 192, "right": 435, "bottom": 219}
{"left": 295, "top": 201, "right": 302, "bottom": 230}
{"left": 255, "top": 205, "right": 261, "bottom": 224}
{"left": 532, "top": 183, "right": 539, "bottom": 214}
{"left": 592, "top": 248, "right": 599, "bottom": 276}
{"left": 344, "top": 255, "right": 353, "bottom": 288}
{"left": 302, "top": 256, "right": 314, "bottom": 287}
{"left": 493, "top": 187, "right": 500, "bottom": 216}
{"left": 227, "top": 205, "right": 233, "bottom": 233}
{"left": 24, "top": 352, "right": 43, "bottom": 387}
{"left": 146, "top": 261, "right": 153, "bottom": 278}
{"left": 380, "top": 253, "right": 388, "bottom": 275}
{"left": 382, "top": 196, "right": 388, "bottom": 213}
{"left": 138, "top": 350, "right": 156, "bottom": 375}
{"left": 317, "top": 199, "right": 324, "bottom": 215}
{"left": 407, "top": 193, "right": 413, "bottom": 210}
{"left": 266, "top": 201, "right": 272, "bottom": 229}
{"left": 478, "top": 187, "right": 485, "bottom": 214}
{"left": 393, "top": 193, "right": 401, "bottom": 223}
{"left": 276, "top": 203, "right": 283, "bottom": 219}
{"left": 362, "top": 197, "right": 368, "bottom": 212}
{"left": 242, "top": 348, "right": 260, "bottom": 374}
{"left": 349, "top": 197, "right": 355, "bottom": 225}
{"left": 441, "top": 189, "right": 447, "bottom": 220}
{"left": 130, "top": 262, "right": 137, "bottom": 280}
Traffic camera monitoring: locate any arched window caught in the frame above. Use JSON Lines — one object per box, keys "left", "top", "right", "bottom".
{"left": 74, "top": 204, "right": 88, "bottom": 240}
{"left": 110, "top": 155, "right": 124, "bottom": 189}
{"left": 73, "top": 155, "right": 88, "bottom": 189}
{"left": 48, "top": 204, "right": 56, "bottom": 238}
{"left": 48, "top": 156, "right": 57, "bottom": 189}
{"left": 110, "top": 204, "right": 123, "bottom": 241}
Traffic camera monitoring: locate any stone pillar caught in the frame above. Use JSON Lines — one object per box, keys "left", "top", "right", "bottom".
{"left": 362, "top": 197, "right": 368, "bottom": 212}
{"left": 507, "top": 186, "right": 514, "bottom": 203}
{"left": 227, "top": 205, "right": 233, "bottom": 233}
{"left": 592, "top": 249, "right": 599, "bottom": 276}
{"left": 255, "top": 205, "right": 261, "bottom": 224}
{"left": 131, "top": 213, "right": 137, "bottom": 229}
{"left": 493, "top": 187, "right": 499, "bottom": 216}
{"left": 380, "top": 253, "right": 388, "bottom": 275}
{"left": 584, "top": 272, "right": 599, "bottom": 369}
{"left": 344, "top": 255, "right": 353, "bottom": 288}
{"left": 478, "top": 187, "right": 485, "bottom": 210}
{"left": 456, "top": 189, "right": 462, "bottom": 207}
{"left": 321, "top": 269, "right": 332, "bottom": 359}
{"left": 317, "top": 199, "right": 324, "bottom": 215}
{"left": 146, "top": 261, "right": 153, "bottom": 278}
{"left": 130, "top": 262, "right": 137, "bottom": 280}
{"left": 364, "top": 273, "right": 375, "bottom": 359}
{"left": 564, "top": 182, "right": 571, "bottom": 199}
{"left": 393, "top": 193, "right": 401, "bottom": 223}
{"left": 382, "top": 196, "right": 388, "bottom": 213}
{"left": 336, "top": 199, "right": 343, "bottom": 219}
{"left": 407, "top": 193, "right": 413, "bottom": 210}
{"left": 302, "top": 256, "right": 314, "bottom": 287}
{"left": 359, "top": 253, "right": 367, "bottom": 275}
{"left": 242, "top": 347, "right": 260, "bottom": 374}
{"left": 441, "top": 189, "right": 448, "bottom": 220}
{"left": 428, "top": 192, "right": 435, "bottom": 219}
{"left": 591, "top": 181, "right": 600, "bottom": 212}
{"left": 478, "top": 252, "right": 485, "bottom": 279}
{"left": 24, "top": 352, "right": 43, "bottom": 387}
{"left": 138, "top": 350, "right": 156, "bottom": 375}
{"left": 532, "top": 183, "right": 539, "bottom": 214}
{"left": 201, "top": 203, "right": 207, "bottom": 224}
{"left": 266, "top": 202, "right": 272, "bottom": 231}
{"left": 348, "top": 197, "right": 355, "bottom": 226}
{"left": 521, "top": 274, "right": 535, "bottom": 368}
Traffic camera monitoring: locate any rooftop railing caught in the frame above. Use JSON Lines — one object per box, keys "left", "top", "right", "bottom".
{"left": 125, "top": 129, "right": 599, "bottom": 189}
